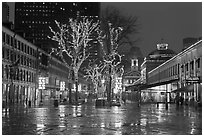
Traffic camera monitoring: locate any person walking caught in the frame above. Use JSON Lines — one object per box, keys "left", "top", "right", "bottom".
{"left": 179, "top": 95, "right": 184, "bottom": 105}
{"left": 175, "top": 93, "right": 180, "bottom": 107}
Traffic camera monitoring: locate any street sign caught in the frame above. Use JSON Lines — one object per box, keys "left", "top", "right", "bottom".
{"left": 186, "top": 77, "right": 200, "bottom": 83}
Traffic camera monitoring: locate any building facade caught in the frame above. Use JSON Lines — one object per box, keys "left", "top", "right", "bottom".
{"left": 148, "top": 40, "right": 202, "bottom": 106}
{"left": 129, "top": 40, "right": 202, "bottom": 107}
{"left": 2, "top": 26, "right": 38, "bottom": 106}
{"left": 2, "top": 25, "right": 89, "bottom": 107}
{"left": 129, "top": 42, "right": 176, "bottom": 103}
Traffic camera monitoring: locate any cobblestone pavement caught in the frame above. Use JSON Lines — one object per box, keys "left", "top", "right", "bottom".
{"left": 2, "top": 102, "right": 202, "bottom": 135}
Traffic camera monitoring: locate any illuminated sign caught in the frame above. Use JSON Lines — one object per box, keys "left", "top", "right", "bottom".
{"left": 39, "top": 77, "right": 46, "bottom": 89}
{"left": 60, "top": 81, "right": 65, "bottom": 90}
{"left": 157, "top": 43, "right": 168, "bottom": 50}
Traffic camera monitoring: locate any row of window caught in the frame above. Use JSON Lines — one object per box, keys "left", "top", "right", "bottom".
{"left": 181, "top": 58, "right": 200, "bottom": 72}
{"left": 21, "top": 20, "right": 51, "bottom": 24}
{"left": 149, "top": 58, "right": 201, "bottom": 83}
{"left": 159, "top": 64, "right": 179, "bottom": 80}
{"left": 2, "top": 32, "right": 37, "bottom": 57}
{"left": 2, "top": 28, "right": 71, "bottom": 84}
{"left": 125, "top": 79, "right": 136, "bottom": 84}
{"left": 17, "top": 9, "right": 54, "bottom": 12}
{"left": 181, "top": 58, "right": 201, "bottom": 77}
{"left": 2, "top": 47, "right": 37, "bottom": 69}
{"left": 2, "top": 64, "right": 36, "bottom": 83}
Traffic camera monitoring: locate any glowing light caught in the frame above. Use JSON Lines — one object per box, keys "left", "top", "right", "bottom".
{"left": 115, "top": 122, "right": 122, "bottom": 128}
{"left": 100, "top": 123, "right": 105, "bottom": 128}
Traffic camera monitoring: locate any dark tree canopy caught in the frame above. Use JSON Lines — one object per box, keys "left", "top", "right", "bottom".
{"left": 100, "top": 6, "right": 141, "bottom": 49}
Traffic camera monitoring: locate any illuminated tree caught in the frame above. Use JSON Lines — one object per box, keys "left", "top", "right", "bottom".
{"left": 48, "top": 18, "right": 100, "bottom": 104}
{"left": 84, "top": 61, "right": 106, "bottom": 98}
{"left": 97, "top": 22, "right": 123, "bottom": 103}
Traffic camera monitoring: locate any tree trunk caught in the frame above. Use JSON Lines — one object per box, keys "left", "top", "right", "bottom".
{"left": 74, "top": 71, "right": 78, "bottom": 104}
{"left": 75, "top": 80, "right": 78, "bottom": 104}
{"left": 68, "top": 83, "right": 72, "bottom": 104}
{"left": 107, "top": 66, "right": 112, "bottom": 105}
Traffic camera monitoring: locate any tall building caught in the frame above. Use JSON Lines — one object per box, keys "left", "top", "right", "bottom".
{"left": 2, "top": 2, "right": 10, "bottom": 23}
{"left": 2, "top": 2, "right": 14, "bottom": 29}
{"left": 14, "top": 2, "right": 100, "bottom": 52}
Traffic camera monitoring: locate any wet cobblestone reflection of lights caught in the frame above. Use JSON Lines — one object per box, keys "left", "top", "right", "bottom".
{"left": 2, "top": 103, "right": 202, "bottom": 135}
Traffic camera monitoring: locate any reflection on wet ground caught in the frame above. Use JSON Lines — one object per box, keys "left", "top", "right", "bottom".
{"left": 2, "top": 103, "right": 202, "bottom": 135}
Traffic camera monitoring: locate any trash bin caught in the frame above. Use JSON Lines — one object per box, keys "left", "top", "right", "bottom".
{"left": 95, "top": 99, "right": 105, "bottom": 106}
{"left": 54, "top": 99, "right": 58, "bottom": 107}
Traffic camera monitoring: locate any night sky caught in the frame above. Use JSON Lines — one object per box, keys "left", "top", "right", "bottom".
{"left": 102, "top": 2, "right": 202, "bottom": 56}
{"left": 7, "top": 2, "right": 202, "bottom": 57}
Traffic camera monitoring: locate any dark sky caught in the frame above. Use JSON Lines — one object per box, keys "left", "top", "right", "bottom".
{"left": 7, "top": 2, "right": 202, "bottom": 57}
{"left": 102, "top": 2, "right": 202, "bottom": 56}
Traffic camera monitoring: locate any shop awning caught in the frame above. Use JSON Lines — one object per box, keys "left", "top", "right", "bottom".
{"left": 171, "top": 84, "right": 194, "bottom": 93}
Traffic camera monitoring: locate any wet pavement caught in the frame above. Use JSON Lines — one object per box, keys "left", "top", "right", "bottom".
{"left": 2, "top": 102, "right": 202, "bottom": 135}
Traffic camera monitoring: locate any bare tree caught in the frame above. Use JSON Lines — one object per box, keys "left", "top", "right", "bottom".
{"left": 97, "top": 22, "right": 123, "bottom": 104}
{"left": 84, "top": 61, "right": 106, "bottom": 98}
{"left": 48, "top": 18, "right": 100, "bottom": 104}
{"left": 101, "top": 6, "right": 140, "bottom": 49}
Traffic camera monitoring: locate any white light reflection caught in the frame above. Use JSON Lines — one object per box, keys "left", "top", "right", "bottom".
{"left": 156, "top": 106, "right": 165, "bottom": 123}
{"left": 36, "top": 123, "right": 45, "bottom": 134}
{"left": 190, "top": 122, "right": 196, "bottom": 134}
{"left": 73, "top": 125, "right": 77, "bottom": 128}
{"left": 112, "top": 107, "right": 123, "bottom": 135}
{"left": 37, "top": 123, "right": 45, "bottom": 129}
{"left": 115, "top": 122, "right": 122, "bottom": 128}
{"left": 58, "top": 105, "right": 66, "bottom": 128}
{"left": 140, "top": 118, "right": 147, "bottom": 126}
{"left": 100, "top": 123, "right": 105, "bottom": 128}
{"left": 35, "top": 108, "right": 47, "bottom": 124}
{"left": 59, "top": 105, "right": 65, "bottom": 115}
{"left": 72, "top": 105, "right": 82, "bottom": 117}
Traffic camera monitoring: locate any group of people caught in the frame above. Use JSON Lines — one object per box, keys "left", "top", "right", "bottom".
{"left": 175, "top": 93, "right": 195, "bottom": 106}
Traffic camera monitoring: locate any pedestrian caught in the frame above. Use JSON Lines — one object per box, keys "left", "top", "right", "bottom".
{"left": 185, "top": 95, "right": 189, "bottom": 105}
{"left": 175, "top": 94, "right": 180, "bottom": 107}
{"left": 179, "top": 95, "right": 184, "bottom": 105}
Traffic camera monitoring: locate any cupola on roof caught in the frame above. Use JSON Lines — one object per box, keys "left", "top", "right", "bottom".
{"left": 147, "top": 43, "right": 176, "bottom": 60}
